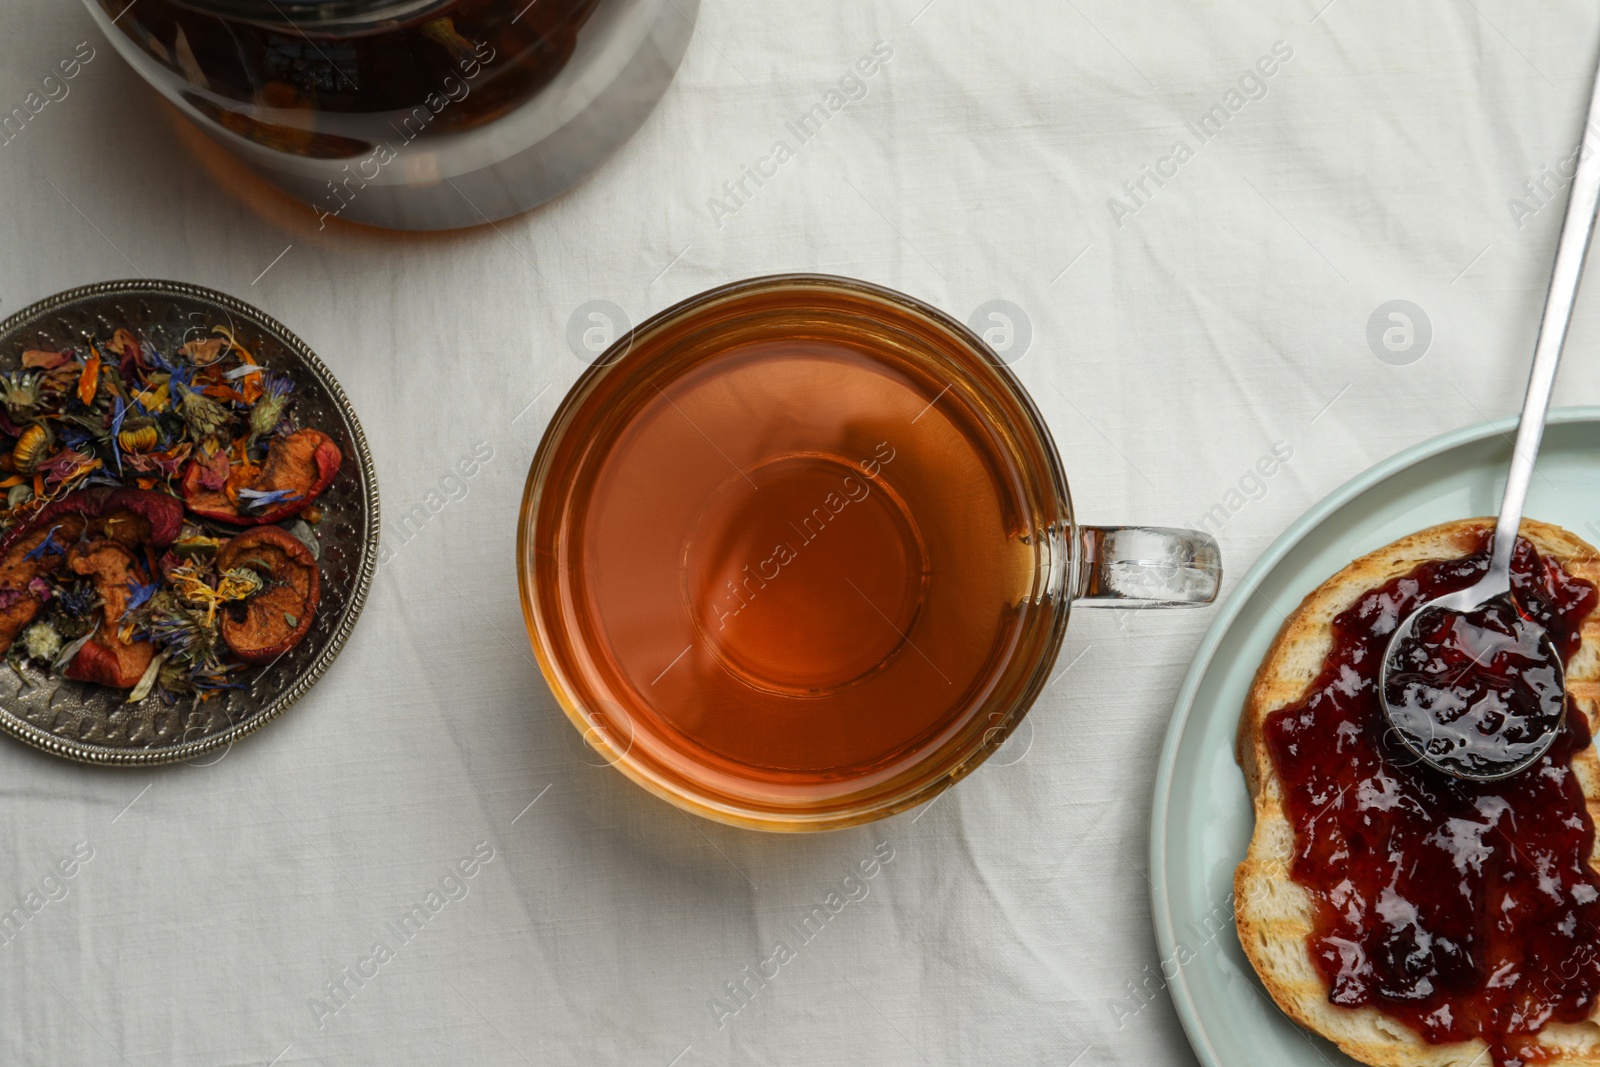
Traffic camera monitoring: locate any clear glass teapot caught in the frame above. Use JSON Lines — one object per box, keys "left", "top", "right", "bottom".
{"left": 83, "top": 0, "right": 697, "bottom": 229}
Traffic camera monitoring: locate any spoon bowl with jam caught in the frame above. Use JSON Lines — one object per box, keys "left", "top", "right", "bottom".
{"left": 1380, "top": 572, "right": 1568, "bottom": 780}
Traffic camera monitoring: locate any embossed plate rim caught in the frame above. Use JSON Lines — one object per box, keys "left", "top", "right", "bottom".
{"left": 0, "top": 279, "right": 379, "bottom": 766}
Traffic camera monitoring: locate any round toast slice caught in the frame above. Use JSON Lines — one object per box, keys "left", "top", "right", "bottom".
{"left": 1234, "top": 517, "right": 1600, "bottom": 1067}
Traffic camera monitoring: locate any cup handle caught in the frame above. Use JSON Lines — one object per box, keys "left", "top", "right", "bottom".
{"left": 1073, "top": 525, "right": 1222, "bottom": 608}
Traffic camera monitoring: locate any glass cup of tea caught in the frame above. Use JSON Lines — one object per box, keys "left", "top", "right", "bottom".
{"left": 518, "top": 275, "right": 1221, "bottom": 831}
{"left": 82, "top": 0, "right": 697, "bottom": 229}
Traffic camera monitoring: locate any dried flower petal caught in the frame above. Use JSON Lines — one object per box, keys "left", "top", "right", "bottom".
{"left": 77, "top": 353, "right": 101, "bottom": 407}
{"left": 21, "top": 350, "right": 68, "bottom": 371}
{"left": 109, "top": 329, "right": 142, "bottom": 362}
{"left": 179, "top": 336, "right": 228, "bottom": 366}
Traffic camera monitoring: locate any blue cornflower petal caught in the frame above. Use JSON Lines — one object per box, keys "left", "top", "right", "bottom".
{"left": 59, "top": 425, "right": 95, "bottom": 450}
{"left": 23, "top": 526, "right": 64, "bottom": 561}
{"left": 142, "top": 341, "right": 174, "bottom": 374}
{"left": 110, "top": 395, "right": 128, "bottom": 473}
{"left": 236, "top": 487, "right": 302, "bottom": 512}
{"left": 126, "top": 578, "right": 159, "bottom": 612}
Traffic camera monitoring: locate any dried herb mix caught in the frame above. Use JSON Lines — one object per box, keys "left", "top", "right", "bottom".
{"left": 0, "top": 326, "right": 340, "bottom": 700}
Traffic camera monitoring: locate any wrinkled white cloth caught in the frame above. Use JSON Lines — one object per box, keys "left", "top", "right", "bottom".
{"left": 3, "top": 1, "right": 1600, "bottom": 1064}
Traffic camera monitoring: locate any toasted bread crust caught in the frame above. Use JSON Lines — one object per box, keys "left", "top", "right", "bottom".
{"left": 1234, "top": 518, "right": 1600, "bottom": 1067}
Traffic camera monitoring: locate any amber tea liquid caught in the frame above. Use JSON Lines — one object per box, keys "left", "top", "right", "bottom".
{"left": 525, "top": 281, "right": 1063, "bottom": 823}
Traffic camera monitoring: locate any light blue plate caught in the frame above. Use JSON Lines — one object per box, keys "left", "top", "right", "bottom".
{"left": 1150, "top": 408, "right": 1600, "bottom": 1066}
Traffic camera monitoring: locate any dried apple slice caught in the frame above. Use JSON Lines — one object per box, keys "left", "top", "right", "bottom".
{"left": 62, "top": 539, "right": 156, "bottom": 688}
{"left": 0, "top": 487, "right": 184, "bottom": 556}
{"left": 217, "top": 526, "right": 319, "bottom": 664}
{"left": 181, "top": 429, "right": 341, "bottom": 526}
{"left": 0, "top": 488, "right": 181, "bottom": 656}
{"left": 0, "top": 516, "right": 84, "bottom": 653}
{"left": 66, "top": 632, "right": 156, "bottom": 689}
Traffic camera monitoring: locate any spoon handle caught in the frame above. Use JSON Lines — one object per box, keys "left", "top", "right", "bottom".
{"left": 1491, "top": 63, "right": 1600, "bottom": 589}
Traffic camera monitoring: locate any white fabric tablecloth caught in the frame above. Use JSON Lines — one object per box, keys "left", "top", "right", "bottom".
{"left": 4, "top": 1, "right": 1600, "bottom": 1063}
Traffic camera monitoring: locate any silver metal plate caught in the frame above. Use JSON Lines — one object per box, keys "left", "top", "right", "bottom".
{"left": 0, "top": 279, "right": 379, "bottom": 765}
